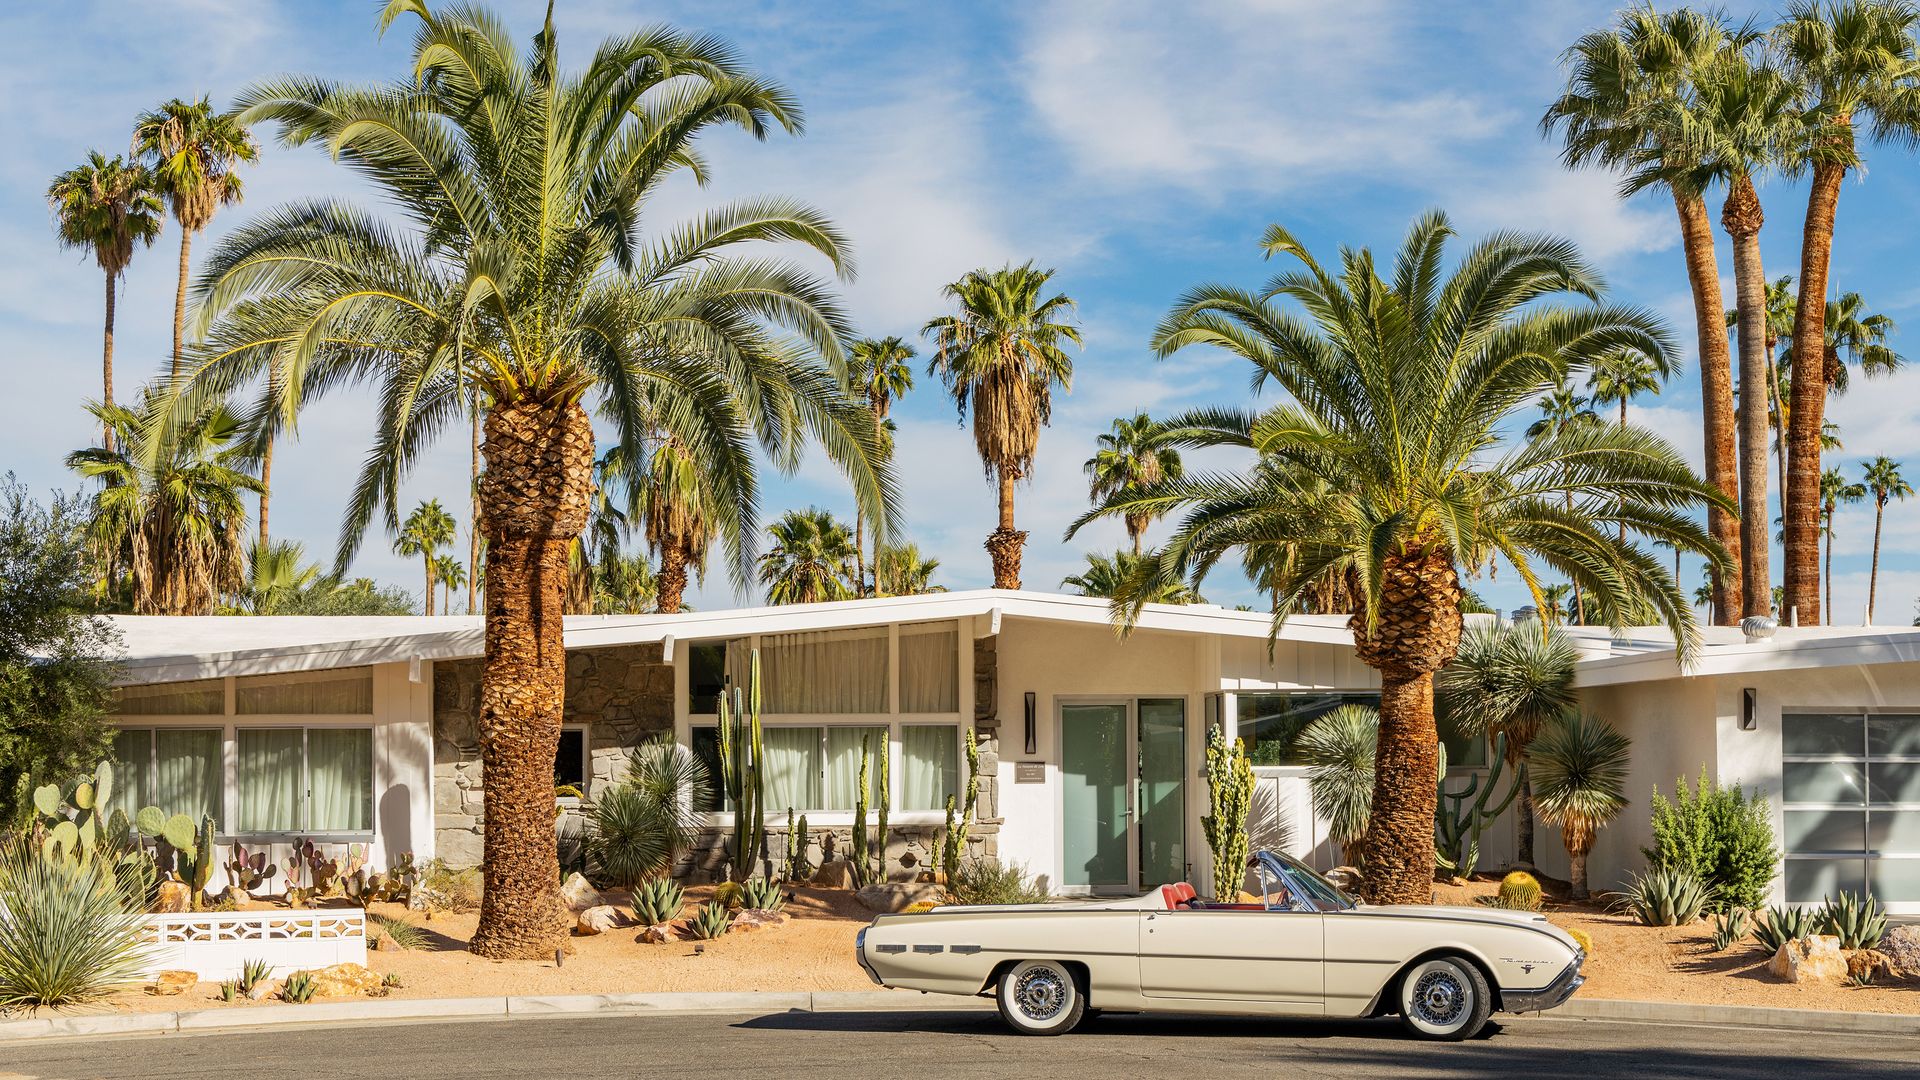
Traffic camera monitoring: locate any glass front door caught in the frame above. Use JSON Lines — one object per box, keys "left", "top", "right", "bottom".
{"left": 1137, "top": 698, "right": 1187, "bottom": 890}
{"left": 1061, "top": 699, "right": 1188, "bottom": 893}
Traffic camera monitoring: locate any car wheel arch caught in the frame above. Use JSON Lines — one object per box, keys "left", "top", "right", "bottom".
{"left": 1367, "top": 947, "right": 1503, "bottom": 1017}
{"left": 981, "top": 957, "right": 1091, "bottom": 999}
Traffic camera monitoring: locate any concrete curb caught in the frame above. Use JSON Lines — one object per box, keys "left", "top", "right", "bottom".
{"left": 0, "top": 992, "right": 1910, "bottom": 1043}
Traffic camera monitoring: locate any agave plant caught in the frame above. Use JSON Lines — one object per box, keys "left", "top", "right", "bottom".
{"left": 688, "top": 900, "right": 734, "bottom": 941}
{"left": 631, "top": 878, "right": 686, "bottom": 927}
{"left": 1818, "top": 891, "right": 1886, "bottom": 951}
{"left": 1751, "top": 904, "right": 1816, "bottom": 954}
{"left": 1615, "top": 865, "right": 1712, "bottom": 926}
{"left": 740, "top": 878, "right": 785, "bottom": 912}
{"left": 0, "top": 841, "right": 152, "bottom": 1008}
{"left": 1710, "top": 907, "right": 1753, "bottom": 952}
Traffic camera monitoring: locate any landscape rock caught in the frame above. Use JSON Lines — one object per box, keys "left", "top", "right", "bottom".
{"left": 559, "top": 872, "right": 604, "bottom": 912}
{"left": 1767, "top": 935, "right": 1848, "bottom": 984}
{"left": 305, "top": 962, "right": 384, "bottom": 999}
{"left": 1324, "top": 866, "right": 1364, "bottom": 892}
{"left": 856, "top": 882, "right": 943, "bottom": 913}
{"left": 638, "top": 921, "right": 682, "bottom": 944}
{"left": 732, "top": 908, "right": 790, "bottom": 932}
{"left": 575, "top": 904, "right": 624, "bottom": 935}
{"left": 811, "top": 861, "right": 855, "bottom": 889}
{"left": 372, "top": 930, "right": 401, "bottom": 952}
{"left": 248, "top": 981, "right": 272, "bottom": 1000}
{"left": 154, "top": 881, "right": 192, "bottom": 914}
{"left": 1847, "top": 948, "right": 1898, "bottom": 983}
{"left": 147, "top": 970, "right": 196, "bottom": 996}
{"left": 1880, "top": 924, "right": 1920, "bottom": 977}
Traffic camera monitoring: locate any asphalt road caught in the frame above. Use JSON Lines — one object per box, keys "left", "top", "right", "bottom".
{"left": 5, "top": 1009, "right": 1918, "bottom": 1079}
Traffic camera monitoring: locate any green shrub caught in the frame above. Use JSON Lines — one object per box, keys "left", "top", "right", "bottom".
{"left": 631, "top": 878, "right": 685, "bottom": 926}
{"left": 369, "top": 912, "right": 428, "bottom": 951}
{"left": 0, "top": 840, "right": 150, "bottom": 1008}
{"left": 688, "top": 900, "right": 733, "bottom": 940}
{"left": 1751, "top": 904, "right": 1815, "bottom": 954}
{"left": 1485, "top": 871, "right": 1543, "bottom": 911}
{"left": 1817, "top": 891, "right": 1886, "bottom": 951}
{"left": 951, "top": 859, "right": 1049, "bottom": 906}
{"left": 1642, "top": 768, "right": 1777, "bottom": 911}
{"left": 1710, "top": 907, "right": 1752, "bottom": 951}
{"left": 1614, "top": 865, "right": 1712, "bottom": 926}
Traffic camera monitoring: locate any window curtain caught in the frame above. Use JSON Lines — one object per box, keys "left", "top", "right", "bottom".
{"left": 109, "top": 728, "right": 153, "bottom": 821}
{"left": 899, "top": 624, "right": 959, "bottom": 713}
{"left": 115, "top": 679, "right": 223, "bottom": 716}
{"left": 900, "top": 725, "right": 958, "bottom": 811}
{"left": 824, "top": 726, "right": 888, "bottom": 810}
{"left": 760, "top": 629, "right": 887, "bottom": 713}
{"left": 237, "top": 669, "right": 374, "bottom": 715}
{"left": 154, "top": 729, "right": 222, "bottom": 827}
{"left": 307, "top": 728, "right": 373, "bottom": 832}
{"left": 237, "top": 729, "right": 303, "bottom": 832}
{"left": 759, "top": 727, "right": 821, "bottom": 813}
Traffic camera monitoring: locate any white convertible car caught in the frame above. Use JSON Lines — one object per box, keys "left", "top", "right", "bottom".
{"left": 857, "top": 850, "right": 1585, "bottom": 1041}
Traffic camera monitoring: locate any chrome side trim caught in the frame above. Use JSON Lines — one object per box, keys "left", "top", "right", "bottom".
{"left": 1501, "top": 950, "right": 1586, "bottom": 1013}
{"left": 855, "top": 927, "right": 884, "bottom": 987}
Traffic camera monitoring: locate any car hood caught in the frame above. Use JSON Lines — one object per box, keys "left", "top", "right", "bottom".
{"left": 1342, "top": 904, "right": 1580, "bottom": 945}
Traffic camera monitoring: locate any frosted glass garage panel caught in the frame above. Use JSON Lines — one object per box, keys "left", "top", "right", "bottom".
{"left": 1869, "top": 715, "right": 1920, "bottom": 756}
{"left": 1784, "top": 810, "right": 1865, "bottom": 854}
{"left": 1784, "top": 859, "right": 1866, "bottom": 903}
{"left": 1869, "top": 859, "right": 1920, "bottom": 901}
{"left": 1870, "top": 763, "right": 1920, "bottom": 804}
{"left": 1783, "top": 714, "right": 1862, "bottom": 755}
{"left": 1781, "top": 762, "right": 1866, "bottom": 805}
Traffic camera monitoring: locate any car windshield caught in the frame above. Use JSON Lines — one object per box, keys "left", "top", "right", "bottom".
{"left": 1258, "top": 850, "right": 1357, "bottom": 911}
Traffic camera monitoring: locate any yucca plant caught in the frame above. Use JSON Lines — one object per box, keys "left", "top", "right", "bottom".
{"left": 688, "top": 900, "right": 733, "bottom": 940}
{"left": 585, "top": 738, "right": 713, "bottom": 889}
{"left": 1818, "top": 891, "right": 1886, "bottom": 951}
{"left": 1751, "top": 904, "right": 1816, "bottom": 954}
{"left": 1298, "top": 704, "right": 1378, "bottom": 866}
{"left": 0, "top": 840, "right": 151, "bottom": 1008}
{"left": 1527, "top": 712, "right": 1632, "bottom": 900}
{"left": 1616, "top": 865, "right": 1712, "bottom": 926}
{"left": 1710, "top": 907, "right": 1753, "bottom": 951}
{"left": 740, "top": 878, "right": 785, "bottom": 912}
{"left": 631, "top": 878, "right": 686, "bottom": 926}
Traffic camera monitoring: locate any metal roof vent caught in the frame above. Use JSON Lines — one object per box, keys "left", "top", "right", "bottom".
{"left": 1741, "top": 615, "right": 1778, "bottom": 644}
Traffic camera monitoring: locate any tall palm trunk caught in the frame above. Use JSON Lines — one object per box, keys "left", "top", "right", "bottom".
{"left": 1769, "top": 346, "right": 1787, "bottom": 521}
{"left": 1725, "top": 177, "right": 1771, "bottom": 618}
{"left": 1824, "top": 500, "right": 1835, "bottom": 625}
{"left": 171, "top": 227, "right": 193, "bottom": 381}
{"left": 986, "top": 468, "right": 1024, "bottom": 589}
{"left": 657, "top": 544, "right": 689, "bottom": 613}
{"left": 470, "top": 397, "right": 592, "bottom": 960}
{"left": 469, "top": 384, "right": 481, "bottom": 615}
{"left": 854, "top": 507, "right": 867, "bottom": 598}
{"left": 1784, "top": 154, "right": 1848, "bottom": 626}
{"left": 1869, "top": 498, "right": 1886, "bottom": 626}
{"left": 101, "top": 271, "right": 117, "bottom": 453}
{"left": 422, "top": 551, "right": 435, "bottom": 616}
{"left": 1351, "top": 547, "right": 1462, "bottom": 905}
{"left": 1675, "top": 190, "right": 1742, "bottom": 624}
{"left": 258, "top": 437, "right": 272, "bottom": 552}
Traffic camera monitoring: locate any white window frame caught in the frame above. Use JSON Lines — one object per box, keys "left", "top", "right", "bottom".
{"left": 1781, "top": 708, "right": 1920, "bottom": 907}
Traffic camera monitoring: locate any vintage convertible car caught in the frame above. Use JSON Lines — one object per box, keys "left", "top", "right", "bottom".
{"left": 857, "top": 849, "right": 1584, "bottom": 1040}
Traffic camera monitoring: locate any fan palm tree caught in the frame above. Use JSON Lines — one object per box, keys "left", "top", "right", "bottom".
{"left": 172, "top": 5, "right": 892, "bottom": 957}
{"left": 847, "top": 336, "right": 916, "bottom": 593}
{"left": 394, "top": 499, "right": 456, "bottom": 616}
{"left": 437, "top": 557, "right": 467, "bottom": 616}
{"left": 1775, "top": 0, "right": 1920, "bottom": 627}
{"left": 1534, "top": 584, "right": 1576, "bottom": 626}
{"left": 569, "top": 448, "right": 637, "bottom": 614}
{"left": 239, "top": 538, "right": 326, "bottom": 614}
{"left": 1758, "top": 274, "right": 1799, "bottom": 501}
{"left": 1085, "top": 413, "right": 1183, "bottom": 555}
{"left": 130, "top": 97, "right": 257, "bottom": 381}
{"left": 67, "top": 396, "right": 260, "bottom": 615}
{"left": 758, "top": 508, "right": 858, "bottom": 605}
{"left": 1820, "top": 466, "right": 1867, "bottom": 622}
{"left": 1586, "top": 348, "right": 1665, "bottom": 427}
{"left": 1863, "top": 455, "right": 1912, "bottom": 624}
{"left": 593, "top": 551, "right": 658, "bottom": 613}
{"left": 47, "top": 153, "right": 164, "bottom": 452}
{"left": 923, "top": 263, "right": 1080, "bottom": 588}
{"left": 1821, "top": 291, "right": 1904, "bottom": 392}
{"left": 1298, "top": 703, "right": 1379, "bottom": 866}
{"left": 873, "top": 542, "right": 943, "bottom": 596}
{"left": 1079, "top": 212, "right": 1724, "bottom": 903}
{"left": 1062, "top": 549, "right": 1202, "bottom": 604}
{"left": 1439, "top": 622, "right": 1579, "bottom": 868}
{"left": 1543, "top": 5, "right": 1747, "bottom": 624}
{"left": 1527, "top": 711, "right": 1631, "bottom": 899}
{"left": 641, "top": 438, "right": 716, "bottom": 615}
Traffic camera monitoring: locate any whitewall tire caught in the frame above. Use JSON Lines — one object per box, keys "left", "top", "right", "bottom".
{"left": 995, "top": 959, "right": 1086, "bottom": 1035}
{"left": 1397, "top": 956, "right": 1491, "bottom": 1041}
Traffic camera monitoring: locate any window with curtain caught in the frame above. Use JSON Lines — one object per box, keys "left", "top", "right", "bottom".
{"left": 900, "top": 725, "right": 958, "bottom": 811}
{"left": 154, "top": 729, "right": 223, "bottom": 827}
{"left": 114, "top": 679, "right": 224, "bottom": 715}
{"left": 689, "top": 724, "right": 918, "bottom": 814}
{"left": 760, "top": 629, "right": 887, "bottom": 713}
{"left": 760, "top": 727, "right": 822, "bottom": 812}
{"left": 899, "top": 624, "right": 959, "bottom": 713}
{"left": 237, "top": 669, "right": 374, "bottom": 714}
{"left": 107, "top": 728, "right": 154, "bottom": 821}
{"left": 823, "top": 726, "right": 888, "bottom": 810}
{"left": 236, "top": 726, "right": 375, "bottom": 835}
{"left": 308, "top": 728, "right": 373, "bottom": 832}
{"left": 238, "top": 729, "right": 304, "bottom": 832}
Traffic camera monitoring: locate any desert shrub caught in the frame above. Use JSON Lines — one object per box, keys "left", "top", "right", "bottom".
{"left": 369, "top": 912, "right": 428, "bottom": 951}
{"left": 0, "top": 841, "right": 150, "bottom": 1008}
{"left": 951, "top": 859, "right": 1049, "bottom": 906}
{"left": 584, "top": 738, "right": 711, "bottom": 888}
{"left": 1642, "top": 768, "right": 1777, "bottom": 911}
{"left": 1614, "top": 865, "right": 1712, "bottom": 926}
{"left": 416, "top": 859, "right": 481, "bottom": 915}
{"left": 1483, "top": 871, "right": 1543, "bottom": 911}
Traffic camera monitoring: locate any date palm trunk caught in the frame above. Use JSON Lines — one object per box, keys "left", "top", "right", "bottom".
{"left": 258, "top": 437, "right": 272, "bottom": 553}
{"left": 986, "top": 467, "right": 1025, "bottom": 589}
{"left": 1675, "top": 189, "right": 1742, "bottom": 624}
{"left": 656, "top": 543, "right": 689, "bottom": 613}
{"left": 101, "top": 271, "right": 117, "bottom": 453}
{"left": 1725, "top": 176, "right": 1771, "bottom": 618}
{"left": 469, "top": 396, "right": 593, "bottom": 960}
{"left": 469, "top": 385, "right": 481, "bottom": 615}
{"left": 1351, "top": 546, "right": 1462, "bottom": 905}
{"left": 1784, "top": 152, "right": 1848, "bottom": 626}
{"left": 1825, "top": 502, "right": 1835, "bottom": 625}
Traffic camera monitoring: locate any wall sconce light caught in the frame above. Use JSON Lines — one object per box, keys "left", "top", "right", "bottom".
{"left": 1024, "top": 691, "right": 1037, "bottom": 755}
{"left": 408, "top": 657, "right": 423, "bottom": 684}
{"left": 661, "top": 634, "right": 675, "bottom": 663}
{"left": 1741, "top": 688, "right": 1758, "bottom": 731}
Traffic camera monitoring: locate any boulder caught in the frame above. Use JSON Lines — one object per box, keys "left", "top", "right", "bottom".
{"left": 575, "top": 904, "right": 624, "bottom": 936}
{"left": 856, "top": 882, "right": 943, "bottom": 913}
{"left": 154, "top": 881, "right": 192, "bottom": 914}
{"left": 372, "top": 930, "right": 401, "bottom": 952}
{"left": 1767, "top": 935, "right": 1848, "bottom": 985}
{"left": 732, "top": 908, "right": 790, "bottom": 932}
{"left": 1847, "top": 948, "right": 1898, "bottom": 983}
{"left": 248, "top": 981, "right": 273, "bottom": 1001}
{"left": 1880, "top": 924, "right": 1920, "bottom": 977}
{"left": 305, "top": 962, "right": 384, "bottom": 999}
{"left": 559, "top": 872, "right": 604, "bottom": 912}
{"left": 811, "top": 860, "right": 856, "bottom": 889}
{"left": 638, "top": 921, "right": 682, "bottom": 944}
{"left": 147, "top": 970, "right": 196, "bottom": 996}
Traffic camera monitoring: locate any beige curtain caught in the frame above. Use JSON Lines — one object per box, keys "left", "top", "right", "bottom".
{"left": 760, "top": 727, "right": 822, "bottom": 812}
{"left": 237, "top": 669, "right": 374, "bottom": 714}
{"left": 900, "top": 725, "right": 958, "bottom": 811}
{"left": 899, "top": 623, "right": 959, "bottom": 713}
{"left": 824, "top": 726, "right": 888, "bottom": 810}
{"left": 308, "top": 728, "right": 373, "bottom": 832}
{"left": 759, "top": 628, "right": 887, "bottom": 713}
{"left": 115, "top": 679, "right": 223, "bottom": 716}
{"left": 237, "top": 729, "right": 303, "bottom": 833}
{"left": 154, "top": 729, "right": 221, "bottom": 827}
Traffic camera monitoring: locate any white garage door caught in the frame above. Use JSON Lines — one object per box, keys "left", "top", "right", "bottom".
{"left": 1781, "top": 711, "right": 1920, "bottom": 908}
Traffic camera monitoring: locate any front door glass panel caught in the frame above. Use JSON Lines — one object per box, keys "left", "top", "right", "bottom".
{"left": 1062, "top": 704, "right": 1129, "bottom": 891}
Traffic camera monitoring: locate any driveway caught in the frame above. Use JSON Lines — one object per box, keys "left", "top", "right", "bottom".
{"left": 5, "top": 1009, "right": 1916, "bottom": 1078}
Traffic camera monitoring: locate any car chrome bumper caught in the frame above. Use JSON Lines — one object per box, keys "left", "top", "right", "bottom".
{"left": 1502, "top": 950, "right": 1585, "bottom": 1014}
{"left": 854, "top": 927, "right": 885, "bottom": 986}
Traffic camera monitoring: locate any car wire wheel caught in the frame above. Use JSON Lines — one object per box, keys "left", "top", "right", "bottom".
{"left": 995, "top": 959, "right": 1086, "bottom": 1035}
{"left": 1398, "top": 956, "right": 1491, "bottom": 1041}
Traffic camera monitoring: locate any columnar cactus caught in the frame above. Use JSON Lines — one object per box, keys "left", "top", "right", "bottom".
{"left": 850, "top": 743, "right": 870, "bottom": 884}
{"left": 1434, "top": 733, "right": 1523, "bottom": 880}
{"left": 716, "top": 648, "right": 768, "bottom": 882}
{"left": 1201, "top": 725, "right": 1254, "bottom": 902}
{"left": 939, "top": 728, "right": 981, "bottom": 878}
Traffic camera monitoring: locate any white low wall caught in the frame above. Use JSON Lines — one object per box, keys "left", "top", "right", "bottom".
{"left": 140, "top": 910, "right": 367, "bottom": 980}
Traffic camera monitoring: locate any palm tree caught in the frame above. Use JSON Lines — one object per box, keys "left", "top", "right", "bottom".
{"left": 570, "top": 448, "right": 636, "bottom": 614}
{"left": 437, "top": 558, "right": 468, "bottom": 617}
{"left": 1822, "top": 291, "right": 1904, "bottom": 391}
{"left": 130, "top": 97, "right": 257, "bottom": 381}
{"left": 1820, "top": 466, "right": 1867, "bottom": 622}
{"left": 175, "top": 6, "right": 892, "bottom": 958}
{"left": 1527, "top": 712, "right": 1631, "bottom": 900}
{"left": 923, "top": 263, "right": 1080, "bottom": 588}
{"left": 240, "top": 539, "right": 325, "bottom": 614}
{"left": 873, "top": 542, "right": 944, "bottom": 596}
{"left": 1758, "top": 274, "right": 1799, "bottom": 502}
{"left": 1085, "top": 413, "right": 1183, "bottom": 555}
{"left": 1586, "top": 348, "right": 1664, "bottom": 427}
{"left": 758, "top": 508, "right": 858, "bottom": 605}
{"left": 1775, "top": 0, "right": 1920, "bottom": 627}
{"left": 1062, "top": 549, "right": 1202, "bottom": 605}
{"left": 394, "top": 499, "right": 456, "bottom": 616}
{"left": 593, "top": 551, "right": 658, "bottom": 613}
{"left": 47, "top": 153, "right": 164, "bottom": 452}
{"left": 642, "top": 438, "right": 715, "bottom": 615}
{"left": 67, "top": 396, "right": 260, "bottom": 615}
{"left": 1863, "top": 455, "right": 1912, "bottom": 624}
{"left": 1081, "top": 212, "right": 1723, "bottom": 903}
{"left": 1534, "top": 584, "right": 1575, "bottom": 626}
{"left": 847, "top": 336, "right": 916, "bottom": 593}
{"left": 1544, "top": 6, "right": 1746, "bottom": 624}
{"left": 1527, "top": 382, "right": 1601, "bottom": 623}
{"left": 1440, "top": 622, "right": 1579, "bottom": 868}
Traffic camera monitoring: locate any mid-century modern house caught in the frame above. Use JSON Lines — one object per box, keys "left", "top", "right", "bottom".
{"left": 98, "top": 590, "right": 1920, "bottom": 914}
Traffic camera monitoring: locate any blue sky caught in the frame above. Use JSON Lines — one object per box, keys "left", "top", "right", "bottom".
{"left": 4, "top": 0, "right": 1919, "bottom": 621}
